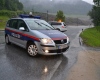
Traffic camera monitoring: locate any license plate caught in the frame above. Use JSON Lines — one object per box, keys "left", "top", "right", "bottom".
{"left": 58, "top": 45, "right": 63, "bottom": 49}
{"left": 57, "top": 45, "right": 67, "bottom": 49}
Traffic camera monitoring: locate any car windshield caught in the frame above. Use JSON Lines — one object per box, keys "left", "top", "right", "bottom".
{"left": 25, "top": 19, "right": 55, "bottom": 30}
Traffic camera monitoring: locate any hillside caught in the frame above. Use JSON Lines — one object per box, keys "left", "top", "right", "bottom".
{"left": 33, "top": 12, "right": 92, "bottom": 25}
{"left": 20, "top": 0, "right": 92, "bottom": 15}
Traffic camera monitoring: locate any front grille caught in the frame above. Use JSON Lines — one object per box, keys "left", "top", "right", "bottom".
{"left": 54, "top": 39, "right": 67, "bottom": 44}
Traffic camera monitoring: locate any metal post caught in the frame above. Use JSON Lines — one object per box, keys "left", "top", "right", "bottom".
{"left": 47, "top": 10, "right": 48, "bottom": 22}
{"left": 77, "top": 18, "right": 78, "bottom": 26}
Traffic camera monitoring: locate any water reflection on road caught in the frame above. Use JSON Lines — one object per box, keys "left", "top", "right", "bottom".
{"left": 0, "top": 44, "right": 68, "bottom": 80}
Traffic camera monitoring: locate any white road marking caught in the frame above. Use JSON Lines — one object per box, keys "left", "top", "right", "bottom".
{"left": 42, "top": 59, "right": 62, "bottom": 80}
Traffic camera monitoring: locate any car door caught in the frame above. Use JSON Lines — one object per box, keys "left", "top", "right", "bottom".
{"left": 7, "top": 19, "right": 18, "bottom": 44}
{"left": 15, "top": 19, "right": 29, "bottom": 48}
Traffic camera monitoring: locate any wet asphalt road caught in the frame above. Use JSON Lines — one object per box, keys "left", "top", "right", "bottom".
{"left": 0, "top": 26, "right": 88, "bottom": 80}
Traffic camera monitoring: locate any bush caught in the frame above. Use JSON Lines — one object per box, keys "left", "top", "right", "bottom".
{"left": 0, "top": 10, "right": 24, "bottom": 17}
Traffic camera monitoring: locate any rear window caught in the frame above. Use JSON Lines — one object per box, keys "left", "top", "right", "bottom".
{"left": 63, "top": 23, "right": 66, "bottom": 26}
{"left": 7, "top": 19, "right": 18, "bottom": 29}
{"left": 50, "top": 22, "right": 61, "bottom": 25}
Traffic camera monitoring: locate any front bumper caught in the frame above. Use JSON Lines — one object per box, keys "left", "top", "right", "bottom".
{"left": 37, "top": 42, "right": 70, "bottom": 55}
{"left": 60, "top": 28, "right": 67, "bottom": 32}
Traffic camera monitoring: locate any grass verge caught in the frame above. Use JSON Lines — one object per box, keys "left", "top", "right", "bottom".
{"left": 0, "top": 16, "right": 9, "bottom": 30}
{"left": 80, "top": 27, "right": 100, "bottom": 47}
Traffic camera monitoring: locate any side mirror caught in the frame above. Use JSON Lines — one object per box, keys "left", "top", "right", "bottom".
{"left": 19, "top": 27, "right": 25, "bottom": 31}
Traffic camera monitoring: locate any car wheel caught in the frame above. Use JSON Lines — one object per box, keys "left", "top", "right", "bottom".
{"left": 5, "top": 35, "right": 11, "bottom": 45}
{"left": 27, "top": 43, "right": 38, "bottom": 57}
{"left": 56, "top": 28, "right": 60, "bottom": 31}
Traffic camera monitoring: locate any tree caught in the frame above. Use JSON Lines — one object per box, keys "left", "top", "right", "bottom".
{"left": 88, "top": 0, "right": 100, "bottom": 27}
{"left": 0, "top": 0, "right": 5, "bottom": 10}
{"left": 93, "top": 0, "right": 100, "bottom": 6}
{"left": 17, "top": 2, "right": 23, "bottom": 10}
{"left": 89, "top": 6, "right": 100, "bottom": 26}
{"left": 55, "top": 10, "right": 65, "bottom": 22}
{"left": 0, "top": 0, "right": 23, "bottom": 11}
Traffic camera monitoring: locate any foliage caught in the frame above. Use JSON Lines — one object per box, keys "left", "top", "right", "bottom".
{"left": 88, "top": 6, "right": 100, "bottom": 26}
{"left": 0, "top": 10, "right": 24, "bottom": 17}
{"left": 93, "top": 0, "right": 100, "bottom": 6}
{"left": 80, "top": 27, "right": 100, "bottom": 47}
{"left": 0, "top": 16, "right": 9, "bottom": 30}
{"left": 88, "top": 0, "right": 100, "bottom": 31}
{"left": 0, "top": 0, "right": 23, "bottom": 11}
{"left": 55, "top": 10, "right": 65, "bottom": 22}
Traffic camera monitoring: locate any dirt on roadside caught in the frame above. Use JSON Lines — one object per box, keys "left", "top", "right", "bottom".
{"left": 66, "top": 50, "right": 100, "bottom": 80}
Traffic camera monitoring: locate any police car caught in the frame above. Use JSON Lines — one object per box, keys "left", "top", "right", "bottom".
{"left": 5, "top": 14, "right": 70, "bottom": 57}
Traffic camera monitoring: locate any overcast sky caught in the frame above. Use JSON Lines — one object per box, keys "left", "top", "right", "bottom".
{"left": 82, "top": 0, "right": 94, "bottom": 4}
{"left": 49, "top": 0, "right": 94, "bottom": 4}
{"left": 55, "top": 0, "right": 94, "bottom": 4}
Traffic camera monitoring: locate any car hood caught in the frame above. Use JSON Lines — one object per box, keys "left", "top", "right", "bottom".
{"left": 32, "top": 30, "right": 67, "bottom": 40}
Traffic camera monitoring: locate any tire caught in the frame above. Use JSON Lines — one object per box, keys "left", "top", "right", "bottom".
{"left": 56, "top": 28, "right": 60, "bottom": 31}
{"left": 5, "top": 35, "right": 11, "bottom": 45}
{"left": 27, "top": 43, "right": 38, "bottom": 57}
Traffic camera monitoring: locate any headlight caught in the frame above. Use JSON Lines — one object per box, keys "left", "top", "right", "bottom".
{"left": 40, "top": 38, "right": 54, "bottom": 44}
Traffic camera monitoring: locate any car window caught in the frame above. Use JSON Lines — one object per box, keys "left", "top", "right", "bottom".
{"left": 8, "top": 19, "right": 18, "bottom": 29}
{"left": 51, "top": 22, "right": 61, "bottom": 25}
{"left": 17, "top": 20, "right": 28, "bottom": 31}
{"left": 63, "top": 23, "right": 66, "bottom": 26}
{"left": 6, "top": 20, "right": 10, "bottom": 27}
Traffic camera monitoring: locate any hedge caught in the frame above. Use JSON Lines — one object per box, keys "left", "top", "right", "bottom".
{"left": 0, "top": 10, "right": 24, "bottom": 17}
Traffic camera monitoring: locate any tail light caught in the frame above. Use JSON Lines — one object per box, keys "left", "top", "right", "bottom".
{"left": 62, "top": 26, "right": 65, "bottom": 28}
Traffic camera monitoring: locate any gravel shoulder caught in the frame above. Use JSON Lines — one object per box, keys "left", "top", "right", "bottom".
{"left": 66, "top": 50, "right": 100, "bottom": 80}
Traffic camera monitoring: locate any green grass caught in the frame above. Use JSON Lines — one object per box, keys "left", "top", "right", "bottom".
{"left": 80, "top": 27, "right": 100, "bottom": 47}
{"left": 0, "top": 16, "right": 9, "bottom": 30}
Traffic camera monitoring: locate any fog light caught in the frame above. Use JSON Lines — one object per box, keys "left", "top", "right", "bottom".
{"left": 45, "top": 50, "right": 49, "bottom": 53}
